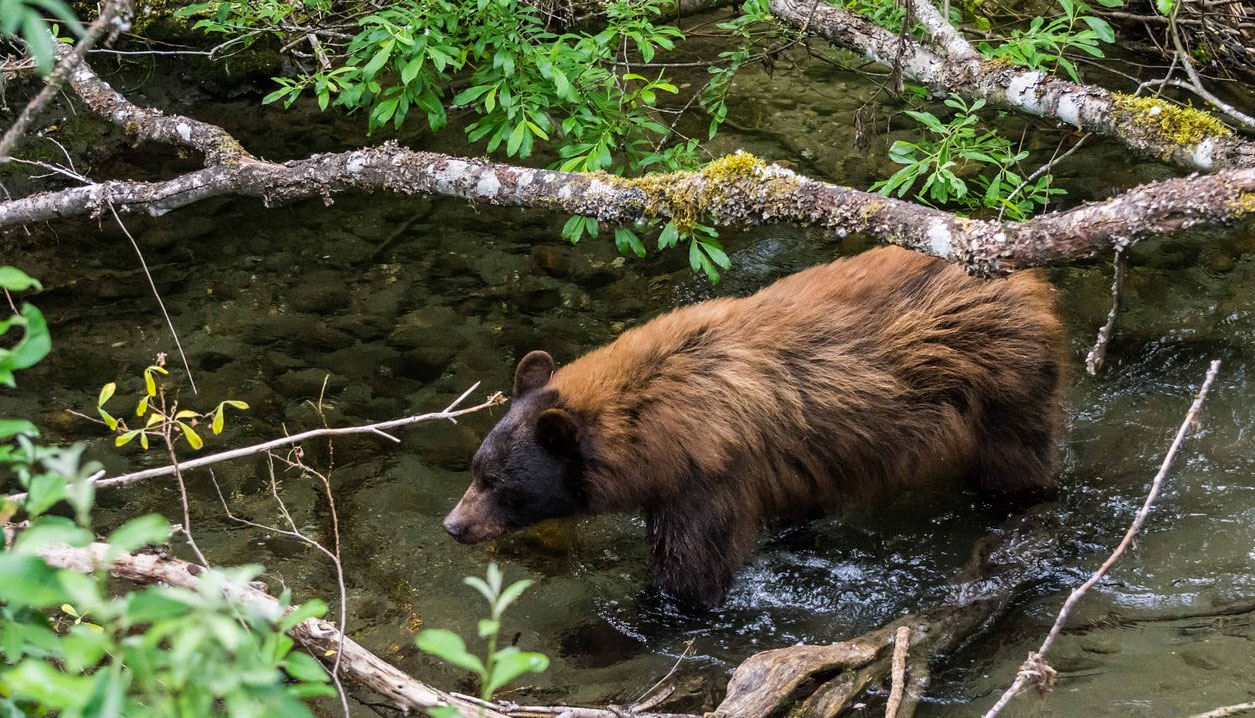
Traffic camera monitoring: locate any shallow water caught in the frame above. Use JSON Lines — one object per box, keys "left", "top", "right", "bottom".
{"left": 3, "top": 18, "right": 1255, "bottom": 717}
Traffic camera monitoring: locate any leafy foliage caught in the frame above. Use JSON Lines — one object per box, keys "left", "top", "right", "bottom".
{"left": 96, "top": 363, "right": 249, "bottom": 452}
{"left": 416, "top": 563, "right": 548, "bottom": 710}
{"left": 872, "top": 95, "right": 1064, "bottom": 219}
{"left": 1, "top": 270, "right": 331, "bottom": 717}
{"left": 0, "top": 0, "right": 81, "bottom": 72}
{"left": 976, "top": 0, "right": 1122, "bottom": 82}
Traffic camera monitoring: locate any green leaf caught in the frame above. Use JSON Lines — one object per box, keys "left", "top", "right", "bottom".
{"left": 494, "top": 579, "right": 533, "bottom": 617}
{"left": 284, "top": 651, "right": 330, "bottom": 683}
{"left": 484, "top": 647, "right": 549, "bottom": 696}
{"left": 506, "top": 121, "right": 527, "bottom": 156}
{"left": 97, "top": 382, "right": 116, "bottom": 408}
{"left": 0, "top": 267, "right": 42, "bottom": 292}
{"left": 105, "top": 513, "right": 170, "bottom": 557}
{"left": 477, "top": 619, "right": 500, "bottom": 638}
{"left": 0, "top": 419, "right": 38, "bottom": 440}
{"left": 279, "top": 598, "right": 328, "bottom": 631}
{"left": 179, "top": 421, "right": 203, "bottom": 450}
{"left": 614, "top": 228, "right": 646, "bottom": 258}
{"left": 0, "top": 553, "right": 69, "bottom": 608}
{"left": 3, "top": 659, "right": 92, "bottom": 707}
{"left": 13, "top": 516, "right": 93, "bottom": 553}
{"left": 415, "top": 629, "right": 486, "bottom": 676}
{"left": 1081, "top": 15, "right": 1115, "bottom": 43}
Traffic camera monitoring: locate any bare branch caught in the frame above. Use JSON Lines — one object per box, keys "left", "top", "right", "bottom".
{"left": 4, "top": 386, "right": 505, "bottom": 504}
{"left": 907, "top": 0, "right": 976, "bottom": 60}
{"left": 0, "top": 0, "right": 132, "bottom": 162}
{"left": 982, "top": 359, "right": 1224, "bottom": 718}
{"left": 1188, "top": 702, "right": 1255, "bottom": 718}
{"left": 1086, "top": 247, "right": 1127, "bottom": 375}
{"left": 884, "top": 625, "right": 912, "bottom": 718}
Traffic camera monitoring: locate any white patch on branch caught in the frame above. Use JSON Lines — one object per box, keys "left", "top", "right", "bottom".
{"left": 927, "top": 220, "right": 953, "bottom": 258}
{"left": 1005, "top": 72, "right": 1047, "bottom": 115}
{"left": 1193, "top": 138, "right": 1216, "bottom": 171}
{"left": 1056, "top": 94, "right": 1083, "bottom": 128}
{"left": 476, "top": 172, "right": 501, "bottom": 197}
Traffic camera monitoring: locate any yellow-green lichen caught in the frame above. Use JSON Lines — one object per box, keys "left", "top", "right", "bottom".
{"left": 603, "top": 152, "right": 798, "bottom": 231}
{"left": 1111, "top": 93, "right": 1232, "bottom": 148}
{"left": 1229, "top": 192, "right": 1255, "bottom": 216}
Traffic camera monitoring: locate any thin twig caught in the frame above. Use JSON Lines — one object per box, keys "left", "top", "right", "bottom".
{"left": 982, "top": 359, "right": 1223, "bottom": 718}
{"left": 885, "top": 625, "right": 911, "bottom": 718}
{"left": 1188, "top": 702, "right": 1255, "bottom": 718}
{"left": 0, "top": 0, "right": 132, "bottom": 162}
{"left": 1086, "top": 246, "right": 1127, "bottom": 375}
{"left": 6, "top": 386, "right": 504, "bottom": 503}
{"left": 108, "top": 204, "right": 198, "bottom": 394}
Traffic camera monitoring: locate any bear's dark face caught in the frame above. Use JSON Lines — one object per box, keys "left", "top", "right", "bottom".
{"left": 443, "top": 351, "right": 587, "bottom": 544}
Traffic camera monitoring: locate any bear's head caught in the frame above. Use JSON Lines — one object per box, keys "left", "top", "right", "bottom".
{"left": 443, "top": 350, "right": 587, "bottom": 544}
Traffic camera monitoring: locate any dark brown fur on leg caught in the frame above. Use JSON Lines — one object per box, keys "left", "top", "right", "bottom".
{"left": 647, "top": 486, "right": 760, "bottom": 608}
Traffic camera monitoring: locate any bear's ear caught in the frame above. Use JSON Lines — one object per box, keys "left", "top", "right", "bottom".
{"left": 536, "top": 408, "right": 580, "bottom": 457}
{"left": 514, "top": 350, "right": 555, "bottom": 396}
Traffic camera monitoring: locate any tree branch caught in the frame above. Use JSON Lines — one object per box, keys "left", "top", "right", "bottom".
{"left": 769, "top": 0, "right": 1255, "bottom": 172}
{"left": 5, "top": 49, "right": 1255, "bottom": 278}
{"left": 0, "top": 0, "right": 132, "bottom": 162}
{"left": 5, "top": 384, "right": 505, "bottom": 504}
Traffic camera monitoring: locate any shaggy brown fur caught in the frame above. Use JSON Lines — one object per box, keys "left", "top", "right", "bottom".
{"left": 445, "top": 246, "right": 1065, "bottom": 607}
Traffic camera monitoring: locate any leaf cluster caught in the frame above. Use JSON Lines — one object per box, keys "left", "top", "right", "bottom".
{"left": 1, "top": 268, "right": 330, "bottom": 717}
{"left": 416, "top": 563, "right": 549, "bottom": 711}
{"left": 871, "top": 95, "right": 1065, "bottom": 219}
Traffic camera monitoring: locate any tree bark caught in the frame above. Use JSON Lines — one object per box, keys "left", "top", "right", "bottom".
{"left": 4, "top": 50, "right": 1255, "bottom": 276}
{"left": 770, "top": 0, "right": 1255, "bottom": 173}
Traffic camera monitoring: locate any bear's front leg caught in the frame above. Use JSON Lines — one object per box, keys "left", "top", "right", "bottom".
{"left": 645, "top": 490, "right": 759, "bottom": 609}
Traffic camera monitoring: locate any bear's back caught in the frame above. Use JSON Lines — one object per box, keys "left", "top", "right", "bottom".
{"left": 551, "top": 246, "right": 1064, "bottom": 512}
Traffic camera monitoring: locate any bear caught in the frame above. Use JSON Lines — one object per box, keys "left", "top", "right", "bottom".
{"left": 443, "top": 246, "right": 1065, "bottom": 608}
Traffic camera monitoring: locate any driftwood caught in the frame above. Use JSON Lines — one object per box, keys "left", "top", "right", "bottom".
{"left": 713, "top": 506, "right": 1066, "bottom": 718}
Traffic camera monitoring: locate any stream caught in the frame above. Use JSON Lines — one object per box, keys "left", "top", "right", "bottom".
{"left": 2, "top": 15, "right": 1254, "bottom": 716}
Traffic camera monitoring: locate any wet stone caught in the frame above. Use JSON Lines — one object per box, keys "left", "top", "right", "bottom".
{"left": 318, "top": 345, "right": 401, "bottom": 383}
{"left": 532, "top": 244, "right": 572, "bottom": 277}
{"left": 288, "top": 270, "right": 350, "bottom": 313}
{"left": 274, "top": 368, "right": 351, "bottom": 399}
{"left": 329, "top": 313, "right": 393, "bottom": 342}
{"left": 388, "top": 345, "right": 459, "bottom": 382}
{"left": 242, "top": 313, "right": 355, "bottom": 351}
{"left": 1080, "top": 634, "right": 1123, "bottom": 655}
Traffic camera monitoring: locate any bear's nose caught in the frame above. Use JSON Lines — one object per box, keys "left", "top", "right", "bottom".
{"left": 443, "top": 514, "right": 472, "bottom": 543}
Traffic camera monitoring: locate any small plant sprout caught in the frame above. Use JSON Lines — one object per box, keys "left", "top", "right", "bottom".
{"left": 96, "top": 356, "right": 249, "bottom": 452}
{"left": 416, "top": 563, "right": 549, "bottom": 714}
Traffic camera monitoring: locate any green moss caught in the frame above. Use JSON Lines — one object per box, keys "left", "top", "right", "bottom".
{"left": 1111, "top": 93, "right": 1232, "bottom": 149}
{"left": 602, "top": 152, "right": 796, "bottom": 231}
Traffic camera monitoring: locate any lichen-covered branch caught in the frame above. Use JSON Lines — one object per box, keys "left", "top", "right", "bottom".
{"left": 769, "top": 0, "right": 1255, "bottom": 172}
{"left": 56, "top": 43, "right": 253, "bottom": 165}
{"left": 4, "top": 51, "right": 1255, "bottom": 277}
{"left": 4, "top": 143, "right": 1253, "bottom": 275}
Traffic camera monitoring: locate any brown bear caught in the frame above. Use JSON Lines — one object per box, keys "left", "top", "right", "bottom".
{"left": 443, "top": 246, "right": 1065, "bottom": 607}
